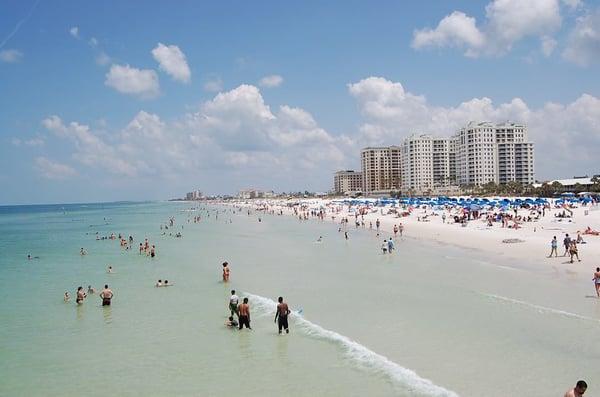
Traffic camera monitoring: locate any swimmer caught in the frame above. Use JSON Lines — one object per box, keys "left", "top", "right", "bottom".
{"left": 155, "top": 279, "right": 163, "bottom": 287}
{"left": 150, "top": 245, "right": 156, "bottom": 258}
{"left": 225, "top": 316, "right": 238, "bottom": 328}
{"left": 107, "top": 265, "right": 113, "bottom": 273}
{"left": 594, "top": 268, "right": 600, "bottom": 297}
{"left": 237, "top": 297, "right": 251, "bottom": 330}
{"left": 316, "top": 236, "right": 322, "bottom": 242}
{"left": 163, "top": 280, "right": 173, "bottom": 287}
{"left": 80, "top": 248, "right": 87, "bottom": 255}
{"left": 564, "top": 380, "right": 587, "bottom": 397}
{"left": 222, "top": 262, "right": 230, "bottom": 282}
{"left": 87, "top": 285, "right": 96, "bottom": 294}
{"left": 76, "top": 286, "right": 86, "bottom": 305}
{"left": 100, "top": 284, "right": 113, "bottom": 306}
{"left": 64, "top": 292, "right": 70, "bottom": 302}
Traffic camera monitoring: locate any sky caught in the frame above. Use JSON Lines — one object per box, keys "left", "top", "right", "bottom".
{"left": 1, "top": 0, "right": 600, "bottom": 204}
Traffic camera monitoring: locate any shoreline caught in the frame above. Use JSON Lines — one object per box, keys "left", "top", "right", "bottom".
{"left": 217, "top": 197, "right": 600, "bottom": 279}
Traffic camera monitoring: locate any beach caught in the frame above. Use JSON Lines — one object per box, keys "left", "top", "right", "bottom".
{"left": 1, "top": 200, "right": 598, "bottom": 396}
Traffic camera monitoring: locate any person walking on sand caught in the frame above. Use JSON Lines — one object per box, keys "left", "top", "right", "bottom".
{"left": 222, "top": 262, "right": 230, "bottom": 282}
{"left": 548, "top": 236, "right": 558, "bottom": 258}
{"left": 100, "top": 284, "right": 113, "bottom": 306}
{"left": 399, "top": 223, "right": 404, "bottom": 237}
{"left": 381, "top": 240, "right": 388, "bottom": 254}
{"left": 569, "top": 241, "right": 581, "bottom": 263}
{"left": 593, "top": 268, "right": 600, "bottom": 297}
{"left": 376, "top": 219, "right": 380, "bottom": 232}
{"left": 238, "top": 297, "right": 251, "bottom": 330}
{"left": 274, "top": 296, "right": 290, "bottom": 334}
{"left": 563, "top": 234, "right": 572, "bottom": 257}
{"left": 229, "top": 290, "right": 239, "bottom": 317}
{"left": 564, "top": 380, "right": 587, "bottom": 397}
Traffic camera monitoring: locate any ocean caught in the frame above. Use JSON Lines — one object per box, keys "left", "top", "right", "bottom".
{"left": 0, "top": 201, "right": 598, "bottom": 396}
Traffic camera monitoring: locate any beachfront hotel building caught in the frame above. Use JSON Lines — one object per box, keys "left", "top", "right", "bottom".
{"left": 455, "top": 121, "right": 534, "bottom": 186}
{"left": 400, "top": 134, "right": 457, "bottom": 193}
{"left": 333, "top": 170, "right": 363, "bottom": 194}
{"left": 360, "top": 146, "right": 402, "bottom": 193}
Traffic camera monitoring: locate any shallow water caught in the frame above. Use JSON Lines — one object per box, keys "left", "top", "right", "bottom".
{"left": 0, "top": 202, "right": 597, "bottom": 396}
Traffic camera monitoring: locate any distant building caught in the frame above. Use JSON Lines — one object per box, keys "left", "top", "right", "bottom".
{"left": 532, "top": 177, "right": 593, "bottom": 189}
{"left": 237, "top": 189, "right": 275, "bottom": 199}
{"left": 333, "top": 170, "right": 363, "bottom": 194}
{"left": 185, "top": 190, "right": 203, "bottom": 200}
{"left": 400, "top": 134, "right": 456, "bottom": 194}
{"left": 360, "top": 146, "right": 401, "bottom": 193}
{"left": 455, "top": 121, "right": 535, "bottom": 187}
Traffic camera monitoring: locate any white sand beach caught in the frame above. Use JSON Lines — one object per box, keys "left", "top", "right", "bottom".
{"left": 225, "top": 196, "right": 600, "bottom": 277}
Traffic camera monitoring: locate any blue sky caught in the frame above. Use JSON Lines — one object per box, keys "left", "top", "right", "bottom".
{"left": 1, "top": 0, "right": 600, "bottom": 204}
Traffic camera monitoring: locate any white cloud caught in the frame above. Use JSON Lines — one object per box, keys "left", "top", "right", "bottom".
{"left": 348, "top": 76, "right": 600, "bottom": 180}
{"left": 412, "top": 12, "right": 486, "bottom": 55}
{"left": 89, "top": 37, "right": 98, "bottom": 47}
{"left": 412, "top": 0, "right": 562, "bottom": 57}
{"left": 259, "top": 74, "right": 284, "bottom": 88}
{"left": 563, "top": 9, "right": 600, "bottom": 66}
{"left": 203, "top": 78, "right": 223, "bottom": 92}
{"left": 151, "top": 43, "right": 191, "bottom": 83}
{"left": 69, "top": 26, "right": 79, "bottom": 39}
{"left": 105, "top": 64, "right": 160, "bottom": 99}
{"left": 35, "top": 157, "right": 77, "bottom": 180}
{"left": 42, "top": 85, "right": 349, "bottom": 191}
{"left": 0, "top": 49, "right": 23, "bottom": 63}
{"left": 11, "top": 138, "right": 21, "bottom": 146}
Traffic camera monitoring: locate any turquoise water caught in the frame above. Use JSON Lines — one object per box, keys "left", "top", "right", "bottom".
{"left": 1, "top": 202, "right": 598, "bottom": 396}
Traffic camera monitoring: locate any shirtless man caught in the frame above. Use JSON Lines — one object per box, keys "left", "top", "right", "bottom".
{"left": 222, "top": 262, "right": 230, "bottom": 282}
{"left": 594, "top": 268, "right": 600, "bottom": 297}
{"left": 229, "top": 290, "right": 239, "bottom": 317}
{"left": 238, "top": 297, "right": 251, "bottom": 330}
{"left": 274, "top": 296, "right": 290, "bottom": 334}
{"left": 100, "top": 284, "right": 113, "bottom": 306}
{"left": 564, "top": 380, "right": 587, "bottom": 397}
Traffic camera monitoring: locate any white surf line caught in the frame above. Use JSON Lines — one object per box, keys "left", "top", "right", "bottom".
{"left": 246, "top": 293, "right": 459, "bottom": 397}
{"left": 481, "top": 293, "right": 600, "bottom": 323}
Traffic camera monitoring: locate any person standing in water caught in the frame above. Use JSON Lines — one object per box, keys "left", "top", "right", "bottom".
{"left": 564, "top": 380, "right": 587, "bottom": 397}
{"left": 222, "top": 262, "right": 230, "bottom": 282}
{"left": 274, "top": 296, "right": 290, "bottom": 334}
{"left": 76, "top": 286, "right": 86, "bottom": 305}
{"left": 593, "top": 268, "right": 600, "bottom": 297}
{"left": 229, "top": 290, "right": 239, "bottom": 317}
{"left": 238, "top": 297, "right": 251, "bottom": 330}
{"left": 100, "top": 284, "right": 113, "bottom": 306}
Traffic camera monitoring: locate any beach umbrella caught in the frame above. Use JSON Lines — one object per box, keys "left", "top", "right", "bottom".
{"left": 469, "top": 204, "right": 482, "bottom": 211}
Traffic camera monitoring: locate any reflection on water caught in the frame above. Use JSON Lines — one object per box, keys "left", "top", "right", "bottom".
{"left": 102, "top": 306, "right": 112, "bottom": 324}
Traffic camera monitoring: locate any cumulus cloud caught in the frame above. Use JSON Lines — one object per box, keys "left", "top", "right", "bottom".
{"left": 348, "top": 76, "right": 600, "bottom": 180}
{"left": 35, "top": 157, "right": 77, "bottom": 180}
{"left": 13, "top": 136, "right": 45, "bottom": 147}
{"left": 69, "top": 26, "right": 79, "bottom": 39}
{"left": 541, "top": 35, "right": 557, "bottom": 56}
{"left": 412, "top": 0, "right": 563, "bottom": 57}
{"left": 42, "top": 85, "right": 350, "bottom": 191}
{"left": 0, "top": 49, "right": 23, "bottom": 63}
{"left": 259, "top": 74, "right": 283, "bottom": 88}
{"left": 105, "top": 64, "right": 160, "bottom": 98}
{"left": 151, "top": 43, "right": 191, "bottom": 83}
{"left": 563, "top": 9, "right": 600, "bottom": 66}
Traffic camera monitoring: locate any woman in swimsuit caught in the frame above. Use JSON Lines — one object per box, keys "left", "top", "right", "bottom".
{"left": 76, "top": 286, "right": 86, "bottom": 305}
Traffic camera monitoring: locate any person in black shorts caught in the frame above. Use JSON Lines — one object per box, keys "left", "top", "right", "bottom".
{"left": 274, "top": 296, "right": 290, "bottom": 334}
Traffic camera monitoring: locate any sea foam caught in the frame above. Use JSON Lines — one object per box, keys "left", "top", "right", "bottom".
{"left": 247, "top": 292, "right": 459, "bottom": 397}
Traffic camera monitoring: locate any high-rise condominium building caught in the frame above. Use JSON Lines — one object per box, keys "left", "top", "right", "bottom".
{"left": 333, "top": 170, "right": 363, "bottom": 194}
{"left": 455, "top": 121, "right": 534, "bottom": 186}
{"left": 360, "top": 146, "right": 401, "bottom": 193}
{"left": 400, "top": 134, "right": 456, "bottom": 192}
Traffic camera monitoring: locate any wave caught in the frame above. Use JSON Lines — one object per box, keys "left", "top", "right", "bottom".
{"left": 246, "top": 292, "right": 459, "bottom": 397}
{"left": 482, "top": 293, "right": 600, "bottom": 323}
